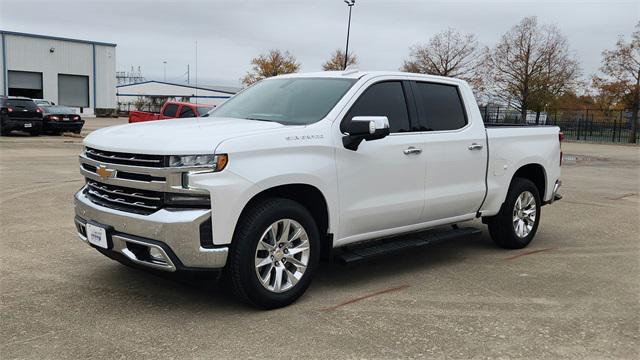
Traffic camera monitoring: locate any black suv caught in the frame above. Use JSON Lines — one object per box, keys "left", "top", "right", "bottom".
{"left": 0, "top": 96, "right": 43, "bottom": 136}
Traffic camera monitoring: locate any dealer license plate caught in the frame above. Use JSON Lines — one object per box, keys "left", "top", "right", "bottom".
{"left": 86, "top": 223, "right": 108, "bottom": 249}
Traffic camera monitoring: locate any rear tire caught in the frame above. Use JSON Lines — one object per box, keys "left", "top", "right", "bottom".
{"left": 486, "top": 178, "right": 541, "bottom": 249}
{"left": 226, "top": 198, "right": 320, "bottom": 309}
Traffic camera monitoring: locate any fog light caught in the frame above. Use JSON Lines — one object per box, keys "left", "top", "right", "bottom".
{"left": 149, "top": 247, "right": 165, "bottom": 262}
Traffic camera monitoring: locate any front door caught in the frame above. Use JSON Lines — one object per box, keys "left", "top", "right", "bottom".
{"left": 335, "top": 80, "right": 427, "bottom": 243}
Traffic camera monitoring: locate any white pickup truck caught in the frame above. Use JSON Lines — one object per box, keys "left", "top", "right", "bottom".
{"left": 74, "top": 71, "right": 562, "bottom": 308}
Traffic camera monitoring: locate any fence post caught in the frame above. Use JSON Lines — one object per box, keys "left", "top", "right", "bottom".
{"left": 496, "top": 107, "right": 500, "bottom": 123}
{"left": 612, "top": 120, "right": 617, "bottom": 142}
{"left": 484, "top": 106, "right": 488, "bottom": 121}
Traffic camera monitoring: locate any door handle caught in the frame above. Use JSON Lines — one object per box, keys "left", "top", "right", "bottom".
{"left": 403, "top": 147, "right": 422, "bottom": 155}
{"left": 468, "top": 143, "right": 483, "bottom": 151}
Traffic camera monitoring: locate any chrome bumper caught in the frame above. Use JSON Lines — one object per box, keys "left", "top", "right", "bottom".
{"left": 74, "top": 187, "right": 228, "bottom": 271}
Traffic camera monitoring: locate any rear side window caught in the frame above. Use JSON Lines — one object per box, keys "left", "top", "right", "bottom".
{"left": 162, "top": 103, "right": 178, "bottom": 117}
{"left": 344, "top": 81, "right": 410, "bottom": 133}
{"left": 413, "top": 82, "right": 467, "bottom": 131}
{"left": 179, "top": 105, "right": 195, "bottom": 118}
{"left": 6, "top": 99, "right": 38, "bottom": 111}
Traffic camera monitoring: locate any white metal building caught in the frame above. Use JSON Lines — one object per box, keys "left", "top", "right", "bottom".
{"left": 0, "top": 31, "right": 117, "bottom": 116}
{"left": 116, "top": 81, "right": 238, "bottom": 110}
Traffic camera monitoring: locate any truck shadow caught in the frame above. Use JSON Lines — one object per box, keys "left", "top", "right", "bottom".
{"left": 89, "top": 226, "right": 495, "bottom": 312}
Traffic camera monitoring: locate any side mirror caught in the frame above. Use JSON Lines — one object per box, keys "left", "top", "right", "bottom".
{"left": 342, "top": 116, "right": 390, "bottom": 151}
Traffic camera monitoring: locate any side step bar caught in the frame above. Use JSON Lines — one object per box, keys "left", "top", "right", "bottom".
{"left": 335, "top": 226, "right": 482, "bottom": 265}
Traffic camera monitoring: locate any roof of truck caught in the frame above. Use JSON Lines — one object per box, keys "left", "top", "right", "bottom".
{"left": 275, "top": 70, "right": 467, "bottom": 85}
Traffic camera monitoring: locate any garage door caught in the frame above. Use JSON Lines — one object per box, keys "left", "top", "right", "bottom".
{"left": 8, "top": 71, "right": 43, "bottom": 98}
{"left": 58, "top": 74, "right": 89, "bottom": 108}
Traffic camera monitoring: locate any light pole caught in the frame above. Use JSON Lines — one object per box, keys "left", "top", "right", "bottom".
{"left": 343, "top": 0, "right": 355, "bottom": 70}
{"left": 163, "top": 61, "right": 167, "bottom": 81}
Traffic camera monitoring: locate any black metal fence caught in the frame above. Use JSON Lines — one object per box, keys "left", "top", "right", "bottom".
{"left": 479, "top": 106, "right": 639, "bottom": 144}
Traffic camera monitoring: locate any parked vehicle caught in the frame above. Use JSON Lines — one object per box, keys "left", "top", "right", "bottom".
{"left": 128, "top": 101, "right": 214, "bottom": 123}
{"left": 74, "top": 71, "right": 562, "bottom": 309}
{"left": 0, "top": 96, "right": 43, "bottom": 136}
{"left": 34, "top": 99, "right": 55, "bottom": 106}
{"left": 41, "top": 105, "right": 84, "bottom": 134}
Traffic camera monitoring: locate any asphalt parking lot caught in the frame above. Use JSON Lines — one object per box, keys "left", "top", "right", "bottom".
{"left": 1, "top": 118, "right": 638, "bottom": 359}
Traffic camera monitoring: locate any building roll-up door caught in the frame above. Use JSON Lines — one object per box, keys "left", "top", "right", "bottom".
{"left": 8, "top": 71, "right": 43, "bottom": 98}
{"left": 58, "top": 74, "right": 89, "bottom": 108}
{"left": 8, "top": 71, "right": 43, "bottom": 89}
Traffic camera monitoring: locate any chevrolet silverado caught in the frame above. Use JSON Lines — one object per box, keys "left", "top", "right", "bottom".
{"left": 74, "top": 71, "right": 562, "bottom": 309}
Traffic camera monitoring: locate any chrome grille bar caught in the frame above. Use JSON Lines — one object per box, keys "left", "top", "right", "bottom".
{"left": 87, "top": 181, "right": 161, "bottom": 201}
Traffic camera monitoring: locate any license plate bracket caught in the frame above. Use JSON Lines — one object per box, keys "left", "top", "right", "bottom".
{"left": 85, "top": 222, "right": 111, "bottom": 249}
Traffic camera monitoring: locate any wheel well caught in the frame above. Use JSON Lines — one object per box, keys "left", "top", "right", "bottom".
{"left": 513, "top": 164, "right": 546, "bottom": 199}
{"left": 240, "top": 184, "right": 331, "bottom": 255}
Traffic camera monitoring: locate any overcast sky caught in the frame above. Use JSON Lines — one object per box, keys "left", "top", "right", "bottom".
{"left": 1, "top": 0, "right": 638, "bottom": 86}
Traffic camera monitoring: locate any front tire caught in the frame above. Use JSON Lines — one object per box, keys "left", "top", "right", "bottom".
{"left": 486, "top": 178, "right": 541, "bottom": 249}
{"left": 226, "top": 198, "right": 320, "bottom": 309}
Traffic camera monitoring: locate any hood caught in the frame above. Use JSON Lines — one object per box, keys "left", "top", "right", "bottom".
{"left": 83, "top": 117, "right": 286, "bottom": 154}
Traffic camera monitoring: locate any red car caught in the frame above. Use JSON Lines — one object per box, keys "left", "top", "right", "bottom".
{"left": 128, "top": 101, "right": 214, "bottom": 123}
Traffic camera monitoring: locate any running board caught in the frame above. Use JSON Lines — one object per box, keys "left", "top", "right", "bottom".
{"left": 335, "top": 226, "right": 482, "bottom": 265}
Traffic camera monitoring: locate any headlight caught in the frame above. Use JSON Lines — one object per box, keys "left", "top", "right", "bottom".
{"left": 169, "top": 154, "right": 228, "bottom": 171}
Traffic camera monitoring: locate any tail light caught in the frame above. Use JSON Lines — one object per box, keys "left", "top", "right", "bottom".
{"left": 73, "top": 115, "right": 80, "bottom": 121}
{"left": 50, "top": 115, "right": 60, "bottom": 121}
{"left": 36, "top": 107, "right": 43, "bottom": 113}
{"left": 7, "top": 107, "right": 13, "bottom": 113}
{"left": 559, "top": 131, "right": 564, "bottom": 166}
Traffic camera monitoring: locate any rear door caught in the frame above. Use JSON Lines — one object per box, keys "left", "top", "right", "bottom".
{"left": 410, "top": 81, "right": 487, "bottom": 221}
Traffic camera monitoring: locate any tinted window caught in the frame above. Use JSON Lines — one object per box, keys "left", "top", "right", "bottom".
{"left": 6, "top": 99, "right": 38, "bottom": 111}
{"left": 179, "top": 106, "right": 195, "bottom": 118}
{"left": 413, "top": 82, "right": 466, "bottom": 131}
{"left": 42, "top": 106, "right": 75, "bottom": 114}
{"left": 211, "top": 78, "right": 356, "bottom": 125}
{"left": 344, "top": 81, "right": 410, "bottom": 133}
{"left": 162, "top": 103, "right": 178, "bottom": 117}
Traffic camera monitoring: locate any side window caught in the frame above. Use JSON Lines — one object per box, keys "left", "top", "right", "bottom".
{"left": 179, "top": 105, "right": 195, "bottom": 118}
{"left": 162, "top": 103, "right": 178, "bottom": 117}
{"left": 413, "top": 82, "right": 467, "bottom": 131}
{"left": 344, "top": 81, "right": 410, "bottom": 133}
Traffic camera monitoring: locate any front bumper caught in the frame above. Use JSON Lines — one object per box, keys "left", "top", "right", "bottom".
{"left": 74, "top": 188, "right": 228, "bottom": 271}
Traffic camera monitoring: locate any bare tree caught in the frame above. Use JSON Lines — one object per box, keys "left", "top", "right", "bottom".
{"left": 322, "top": 49, "right": 357, "bottom": 71}
{"left": 242, "top": 49, "right": 300, "bottom": 86}
{"left": 401, "top": 28, "right": 483, "bottom": 89}
{"left": 593, "top": 22, "right": 640, "bottom": 143}
{"left": 483, "top": 17, "right": 580, "bottom": 122}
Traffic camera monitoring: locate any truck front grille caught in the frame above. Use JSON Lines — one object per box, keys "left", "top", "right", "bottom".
{"left": 85, "top": 147, "right": 165, "bottom": 168}
{"left": 85, "top": 180, "right": 163, "bottom": 215}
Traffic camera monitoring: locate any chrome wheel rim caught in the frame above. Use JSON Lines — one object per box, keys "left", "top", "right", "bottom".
{"left": 512, "top": 191, "right": 536, "bottom": 238}
{"left": 254, "top": 219, "right": 310, "bottom": 293}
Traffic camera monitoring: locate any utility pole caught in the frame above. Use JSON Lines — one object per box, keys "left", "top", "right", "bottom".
{"left": 343, "top": 0, "right": 356, "bottom": 70}
{"left": 187, "top": 64, "right": 190, "bottom": 84}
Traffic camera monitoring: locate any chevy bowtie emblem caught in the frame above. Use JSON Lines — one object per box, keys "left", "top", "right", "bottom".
{"left": 96, "top": 165, "right": 115, "bottom": 180}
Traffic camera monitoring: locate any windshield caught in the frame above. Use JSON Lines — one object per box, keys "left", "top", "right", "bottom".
{"left": 209, "top": 77, "right": 357, "bottom": 125}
